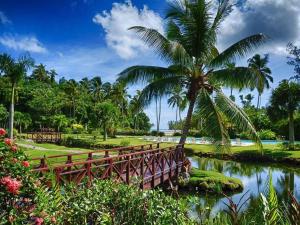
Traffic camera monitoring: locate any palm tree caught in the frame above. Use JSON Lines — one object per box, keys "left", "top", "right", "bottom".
{"left": 225, "top": 62, "right": 236, "bottom": 101}
{"left": 248, "top": 54, "right": 273, "bottom": 108}
{"left": 118, "top": 0, "right": 266, "bottom": 148}
{"left": 130, "top": 90, "right": 143, "bottom": 133}
{"left": 90, "top": 76, "right": 102, "bottom": 103}
{"left": 32, "top": 63, "right": 49, "bottom": 83}
{"left": 0, "top": 54, "right": 34, "bottom": 138}
{"left": 168, "top": 86, "right": 186, "bottom": 132}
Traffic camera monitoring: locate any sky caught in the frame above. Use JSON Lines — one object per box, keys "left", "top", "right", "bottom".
{"left": 0, "top": 0, "right": 299, "bottom": 129}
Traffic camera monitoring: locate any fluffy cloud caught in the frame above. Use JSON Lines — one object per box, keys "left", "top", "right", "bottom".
{"left": 0, "top": 11, "right": 11, "bottom": 25}
{"left": 218, "top": 0, "right": 300, "bottom": 56}
{"left": 0, "top": 34, "right": 47, "bottom": 53}
{"left": 93, "top": 1, "right": 164, "bottom": 59}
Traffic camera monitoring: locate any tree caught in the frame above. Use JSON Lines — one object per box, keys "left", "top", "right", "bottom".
{"left": 248, "top": 54, "right": 273, "bottom": 108}
{"left": 268, "top": 80, "right": 300, "bottom": 149}
{"left": 93, "top": 102, "right": 119, "bottom": 141}
{"left": 0, "top": 104, "right": 8, "bottom": 128}
{"left": 168, "top": 86, "right": 186, "bottom": 132}
{"left": 90, "top": 76, "right": 102, "bottom": 102}
{"left": 14, "top": 111, "right": 32, "bottom": 133}
{"left": 51, "top": 114, "right": 69, "bottom": 132}
{"left": 118, "top": 0, "right": 266, "bottom": 148}
{"left": 225, "top": 62, "right": 236, "bottom": 102}
{"left": 129, "top": 90, "right": 143, "bottom": 133}
{"left": 287, "top": 43, "right": 300, "bottom": 81}
{"left": 240, "top": 94, "right": 255, "bottom": 108}
{"left": 31, "top": 64, "right": 50, "bottom": 83}
{"left": 0, "top": 54, "right": 34, "bottom": 138}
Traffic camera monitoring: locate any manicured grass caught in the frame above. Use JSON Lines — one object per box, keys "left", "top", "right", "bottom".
{"left": 181, "top": 168, "right": 243, "bottom": 192}
{"left": 184, "top": 143, "right": 300, "bottom": 167}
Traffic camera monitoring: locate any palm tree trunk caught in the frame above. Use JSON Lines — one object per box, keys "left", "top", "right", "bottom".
{"left": 158, "top": 96, "right": 161, "bottom": 133}
{"left": 155, "top": 97, "right": 159, "bottom": 135}
{"left": 179, "top": 94, "right": 196, "bottom": 144}
{"left": 175, "top": 106, "right": 178, "bottom": 132}
{"left": 256, "top": 93, "right": 261, "bottom": 109}
{"left": 288, "top": 111, "right": 295, "bottom": 149}
{"left": 103, "top": 124, "right": 107, "bottom": 141}
{"left": 9, "top": 84, "right": 15, "bottom": 139}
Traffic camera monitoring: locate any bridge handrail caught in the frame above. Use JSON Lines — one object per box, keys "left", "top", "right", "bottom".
{"left": 30, "top": 143, "right": 163, "bottom": 161}
{"left": 33, "top": 144, "right": 183, "bottom": 172}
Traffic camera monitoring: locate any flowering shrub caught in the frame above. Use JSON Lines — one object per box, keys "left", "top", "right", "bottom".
{"left": 0, "top": 128, "right": 63, "bottom": 224}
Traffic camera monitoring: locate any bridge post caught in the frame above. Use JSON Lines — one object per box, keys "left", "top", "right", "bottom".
{"left": 140, "top": 153, "right": 144, "bottom": 190}
{"left": 157, "top": 143, "right": 160, "bottom": 149}
{"left": 160, "top": 150, "right": 165, "bottom": 184}
{"left": 126, "top": 156, "right": 130, "bottom": 184}
{"left": 151, "top": 153, "right": 156, "bottom": 188}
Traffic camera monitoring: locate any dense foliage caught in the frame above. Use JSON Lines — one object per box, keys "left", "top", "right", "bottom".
{"left": 0, "top": 62, "right": 152, "bottom": 137}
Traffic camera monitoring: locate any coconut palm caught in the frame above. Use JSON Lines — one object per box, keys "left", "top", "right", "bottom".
{"left": 31, "top": 63, "right": 50, "bottom": 83}
{"left": 118, "top": 0, "right": 266, "bottom": 149}
{"left": 248, "top": 54, "right": 273, "bottom": 108}
{"left": 0, "top": 53, "right": 34, "bottom": 138}
{"left": 130, "top": 90, "right": 143, "bottom": 133}
{"left": 225, "top": 62, "right": 236, "bottom": 101}
{"left": 168, "top": 86, "right": 186, "bottom": 132}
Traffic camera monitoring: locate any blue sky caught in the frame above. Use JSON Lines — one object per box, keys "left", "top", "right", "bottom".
{"left": 0, "top": 0, "right": 299, "bottom": 129}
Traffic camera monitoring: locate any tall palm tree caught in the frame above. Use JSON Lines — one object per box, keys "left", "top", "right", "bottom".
{"left": 118, "top": 0, "right": 266, "bottom": 149}
{"left": 168, "top": 86, "right": 186, "bottom": 132}
{"left": 90, "top": 76, "right": 102, "bottom": 103}
{"left": 0, "top": 54, "right": 34, "bottom": 138}
{"left": 225, "top": 62, "right": 236, "bottom": 101}
{"left": 130, "top": 90, "right": 143, "bottom": 133}
{"left": 248, "top": 54, "right": 273, "bottom": 108}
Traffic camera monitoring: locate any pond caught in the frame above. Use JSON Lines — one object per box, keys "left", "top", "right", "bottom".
{"left": 188, "top": 156, "right": 300, "bottom": 216}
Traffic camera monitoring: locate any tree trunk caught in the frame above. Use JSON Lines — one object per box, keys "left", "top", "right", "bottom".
{"left": 288, "top": 111, "right": 295, "bottom": 149}
{"left": 179, "top": 94, "right": 196, "bottom": 144}
{"left": 103, "top": 124, "right": 107, "bottom": 141}
{"left": 256, "top": 93, "right": 261, "bottom": 109}
{"left": 9, "top": 84, "right": 15, "bottom": 139}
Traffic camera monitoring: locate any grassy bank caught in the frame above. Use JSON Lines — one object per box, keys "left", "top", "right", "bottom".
{"left": 185, "top": 143, "right": 300, "bottom": 166}
{"left": 180, "top": 168, "right": 243, "bottom": 193}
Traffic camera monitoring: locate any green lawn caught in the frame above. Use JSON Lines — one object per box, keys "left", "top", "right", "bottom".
{"left": 19, "top": 135, "right": 300, "bottom": 166}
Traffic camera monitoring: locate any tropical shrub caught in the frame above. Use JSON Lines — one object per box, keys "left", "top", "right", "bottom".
{"left": 0, "top": 128, "right": 63, "bottom": 224}
{"left": 257, "top": 129, "right": 276, "bottom": 140}
{"left": 62, "top": 180, "right": 193, "bottom": 225}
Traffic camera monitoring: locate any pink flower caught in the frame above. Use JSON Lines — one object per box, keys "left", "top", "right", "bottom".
{"left": 22, "top": 161, "right": 30, "bottom": 168}
{"left": 35, "top": 217, "right": 44, "bottom": 225}
{"left": 4, "top": 138, "right": 12, "bottom": 146}
{"left": 0, "top": 128, "right": 6, "bottom": 136}
{"left": 0, "top": 176, "right": 22, "bottom": 195}
{"left": 11, "top": 145, "right": 17, "bottom": 152}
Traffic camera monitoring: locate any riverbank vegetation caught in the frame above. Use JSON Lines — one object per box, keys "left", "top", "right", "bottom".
{"left": 180, "top": 168, "right": 243, "bottom": 193}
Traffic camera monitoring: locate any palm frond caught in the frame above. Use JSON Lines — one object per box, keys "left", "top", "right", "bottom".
{"left": 214, "top": 90, "right": 263, "bottom": 150}
{"left": 138, "top": 75, "right": 186, "bottom": 107}
{"left": 210, "top": 0, "right": 233, "bottom": 32}
{"left": 209, "top": 34, "right": 268, "bottom": 68}
{"left": 195, "top": 88, "right": 231, "bottom": 152}
{"left": 209, "top": 67, "right": 264, "bottom": 90}
{"left": 118, "top": 65, "right": 178, "bottom": 85}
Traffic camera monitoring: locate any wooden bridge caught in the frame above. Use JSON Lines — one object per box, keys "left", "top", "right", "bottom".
{"left": 27, "top": 128, "right": 62, "bottom": 143}
{"left": 32, "top": 143, "right": 186, "bottom": 189}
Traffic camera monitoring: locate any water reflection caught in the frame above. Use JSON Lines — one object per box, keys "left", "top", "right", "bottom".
{"left": 189, "top": 157, "right": 300, "bottom": 216}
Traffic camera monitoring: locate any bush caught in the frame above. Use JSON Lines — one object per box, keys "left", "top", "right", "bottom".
{"left": 60, "top": 137, "right": 120, "bottom": 149}
{"left": 150, "top": 131, "right": 165, "bottom": 136}
{"left": 120, "top": 140, "right": 130, "bottom": 146}
{"left": 257, "top": 129, "right": 276, "bottom": 140}
{"left": 0, "top": 129, "right": 63, "bottom": 224}
{"left": 63, "top": 180, "right": 193, "bottom": 224}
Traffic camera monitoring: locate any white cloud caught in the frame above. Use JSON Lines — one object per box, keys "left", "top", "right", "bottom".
{"left": 217, "top": 0, "right": 300, "bottom": 56}
{"left": 0, "top": 34, "right": 47, "bottom": 53}
{"left": 0, "top": 11, "right": 11, "bottom": 25}
{"left": 93, "top": 0, "right": 164, "bottom": 59}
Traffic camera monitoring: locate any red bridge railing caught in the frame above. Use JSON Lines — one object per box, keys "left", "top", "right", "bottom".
{"left": 33, "top": 144, "right": 185, "bottom": 189}
{"left": 31, "top": 143, "right": 161, "bottom": 170}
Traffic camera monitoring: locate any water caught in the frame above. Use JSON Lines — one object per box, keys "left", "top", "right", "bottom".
{"left": 143, "top": 136, "right": 289, "bottom": 145}
{"left": 188, "top": 156, "right": 300, "bottom": 216}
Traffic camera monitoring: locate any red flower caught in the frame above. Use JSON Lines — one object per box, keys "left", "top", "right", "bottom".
{"left": 51, "top": 217, "right": 57, "bottom": 223}
{"left": 22, "top": 161, "right": 30, "bottom": 167}
{"left": 0, "top": 128, "right": 6, "bottom": 136}
{"left": 12, "top": 158, "right": 18, "bottom": 163}
{"left": 4, "top": 138, "right": 12, "bottom": 146}
{"left": 35, "top": 217, "right": 44, "bottom": 225}
{"left": 0, "top": 176, "right": 22, "bottom": 195}
{"left": 11, "top": 145, "right": 17, "bottom": 152}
